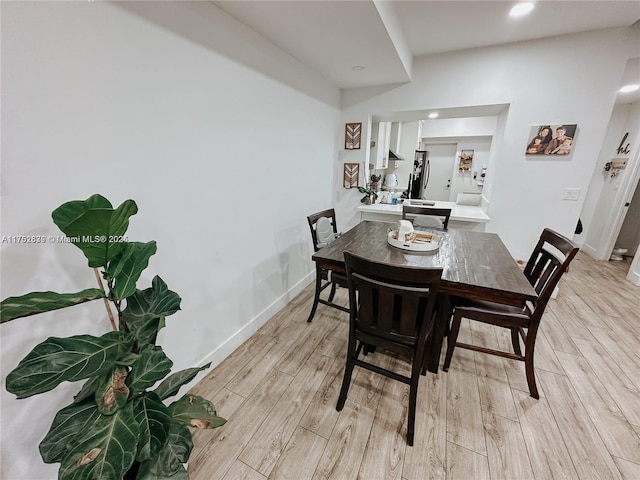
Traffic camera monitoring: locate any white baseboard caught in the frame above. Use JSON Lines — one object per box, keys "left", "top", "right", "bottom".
{"left": 580, "top": 243, "right": 600, "bottom": 259}
{"left": 182, "top": 271, "right": 315, "bottom": 394}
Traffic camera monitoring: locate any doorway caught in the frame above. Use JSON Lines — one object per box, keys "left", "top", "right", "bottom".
{"left": 613, "top": 174, "right": 640, "bottom": 259}
{"left": 422, "top": 143, "right": 456, "bottom": 201}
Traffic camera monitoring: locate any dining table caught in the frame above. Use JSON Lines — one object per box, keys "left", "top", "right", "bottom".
{"left": 310, "top": 220, "right": 538, "bottom": 373}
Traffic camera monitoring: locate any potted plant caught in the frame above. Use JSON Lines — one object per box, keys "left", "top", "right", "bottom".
{"left": 1, "top": 194, "right": 225, "bottom": 480}
{"left": 358, "top": 185, "right": 379, "bottom": 205}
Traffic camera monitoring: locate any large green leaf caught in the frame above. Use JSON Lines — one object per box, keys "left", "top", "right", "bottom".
{"left": 58, "top": 401, "right": 139, "bottom": 480}
{"left": 153, "top": 363, "right": 211, "bottom": 401}
{"left": 138, "top": 421, "right": 192, "bottom": 478}
{"left": 95, "top": 365, "right": 130, "bottom": 415}
{"left": 121, "top": 277, "right": 181, "bottom": 348}
{"left": 133, "top": 392, "right": 173, "bottom": 462}
{"left": 6, "top": 331, "right": 133, "bottom": 398}
{"left": 168, "top": 394, "right": 226, "bottom": 430}
{"left": 0, "top": 289, "right": 106, "bottom": 323}
{"left": 106, "top": 241, "right": 157, "bottom": 300}
{"left": 39, "top": 399, "right": 102, "bottom": 464}
{"left": 52, "top": 194, "right": 138, "bottom": 268}
{"left": 127, "top": 345, "right": 173, "bottom": 395}
{"left": 122, "top": 276, "right": 181, "bottom": 323}
{"left": 73, "top": 350, "right": 139, "bottom": 404}
{"left": 74, "top": 375, "right": 103, "bottom": 404}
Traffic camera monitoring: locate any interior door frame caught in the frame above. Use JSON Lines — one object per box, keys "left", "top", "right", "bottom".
{"left": 597, "top": 126, "right": 640, "bottom": 284}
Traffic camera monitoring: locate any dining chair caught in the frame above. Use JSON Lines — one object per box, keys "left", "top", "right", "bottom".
{"left": 306, "top": 208, "right": 349, "bottom": 322}
{"left": 443, "top": 228, "right": 579, "bottom": 399}
{"left": 337, "top": 251, "right": 443, "bottom": 445}
{"left": 402, "top": 205, "right": 451, "bottom": 230}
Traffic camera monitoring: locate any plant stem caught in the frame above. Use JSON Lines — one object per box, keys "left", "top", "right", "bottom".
{"left": 93, "top": 268, "right": 117, "bottom": 331}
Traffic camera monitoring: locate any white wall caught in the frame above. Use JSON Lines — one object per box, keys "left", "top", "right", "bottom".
{"left": 341, "top": 27, "right": 638, "bottom": 260}
{"left": 422, "top": 115, "right": 498, "bottom": 138}
{"left": 0, "top": 3, "right": 340, "bottom": 479}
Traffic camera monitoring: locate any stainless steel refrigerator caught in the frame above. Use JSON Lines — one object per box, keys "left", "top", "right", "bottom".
{"left": 409, "top": 150, "right": 429, "bottom": 199}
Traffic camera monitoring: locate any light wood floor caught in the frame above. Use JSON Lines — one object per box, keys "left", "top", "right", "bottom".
{"left": 188, "top": 253, "right": 640, "bottom": 480}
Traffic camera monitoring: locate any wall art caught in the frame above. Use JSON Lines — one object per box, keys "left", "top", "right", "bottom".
{"left": 345, "top": 122, "right": 362, "bottom": 150}
{"left": 343, "top": 162, "right": 359, "bottom": 188}
{"left": 616, "top": 132, "right": 631, "bottom": 155}
{"left": 459, "top": 150, "right": 474, "bottom": 171}
{"left": 526, "top": 124, "right": 577, "bottom": 156}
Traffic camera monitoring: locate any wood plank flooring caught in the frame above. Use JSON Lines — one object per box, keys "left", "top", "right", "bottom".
{"left": 188, "top": 253, "right": 640, "bottom": 480}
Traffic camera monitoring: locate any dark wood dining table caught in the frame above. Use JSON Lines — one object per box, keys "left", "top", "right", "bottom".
{"left": 311, "top": 220, "right": 538, "bottom": 373}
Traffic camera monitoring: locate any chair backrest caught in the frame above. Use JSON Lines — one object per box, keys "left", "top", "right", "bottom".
{"left": 307, "top": 208, "right": 339, "bottom": 252}
{"left": 344, "top": 251, "right": 443, "bottom": 349}
{"left": 523, "top": 228, "right": 579, "bottom": 320}
{"left": 402, "top": 205, "right": 451, "bottom": 230}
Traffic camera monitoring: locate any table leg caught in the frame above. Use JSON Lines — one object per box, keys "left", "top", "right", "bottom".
{"left": 306, "top": 265, "right": 323, "bottom": 322}
{"left": 427, "top": 293, "right": 450, "bottom": 373}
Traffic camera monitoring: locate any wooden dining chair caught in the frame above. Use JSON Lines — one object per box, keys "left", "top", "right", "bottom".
{"left": 443, "top": 228, "right": 579, "bottom": 398}
{"left": 306, "top": 208, "right": 349, "bottom": 322}
{"left": 337, "top": 251, "right": 443, "bottom": 445}
{"left": 402, "top": 205, "right": 452, "bottom": 230}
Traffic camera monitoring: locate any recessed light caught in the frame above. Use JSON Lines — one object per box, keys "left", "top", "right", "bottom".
{"left": 619, "top": 84, "right": 640, "bottom": 93}
{"left": 351, "top": 65, "right": 365, "bottom": 71}
{"left": 509, "top": 2, "right": 535, "bottom": 17}
{"left": 428, "top": 112, "right": 439, "bottom": 119}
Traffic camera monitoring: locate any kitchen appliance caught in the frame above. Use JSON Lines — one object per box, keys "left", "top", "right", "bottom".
{"left": 385, "top": 173, "right": 398, "bottom": 187}
{"left": 409, "top": 150, "right": 430, "bottom": 199}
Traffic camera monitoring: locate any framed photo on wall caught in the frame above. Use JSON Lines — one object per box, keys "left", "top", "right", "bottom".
{"left": 526, "top": 124, "right": 577, "bottom": 156}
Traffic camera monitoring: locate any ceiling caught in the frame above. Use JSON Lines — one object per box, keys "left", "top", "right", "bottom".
{"left": 214, "top": 0, "right": 640, "bottom": 102}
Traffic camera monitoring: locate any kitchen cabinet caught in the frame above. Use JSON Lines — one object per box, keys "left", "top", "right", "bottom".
{"left": 373, "top": 121, "right": 391, "bottom": 170}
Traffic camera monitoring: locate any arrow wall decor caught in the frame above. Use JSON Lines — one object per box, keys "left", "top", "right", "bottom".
{"left": 345, "top": 123, "right": 362, "bottom": 150}
{"left": 343, "top": 162, "right": 359, "bottom": 188}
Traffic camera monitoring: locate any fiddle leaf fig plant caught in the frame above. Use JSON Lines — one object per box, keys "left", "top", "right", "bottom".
{"left": 1, "top": 194, "right": 225, "bottom": 480}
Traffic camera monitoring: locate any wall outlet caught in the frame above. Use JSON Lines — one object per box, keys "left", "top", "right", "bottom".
{"left": 563, "top": 188, "right": 580, "bottom": 200}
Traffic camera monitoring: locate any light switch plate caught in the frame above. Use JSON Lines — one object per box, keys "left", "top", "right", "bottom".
{"left": 563, "top": 188, "right": 580, "bottom": 200}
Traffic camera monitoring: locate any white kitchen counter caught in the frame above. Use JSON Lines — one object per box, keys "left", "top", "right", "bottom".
{"left": 358, "top": 200, "right": 490, "bottom": 231}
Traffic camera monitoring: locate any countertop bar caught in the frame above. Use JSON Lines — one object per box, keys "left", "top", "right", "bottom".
{"left": 357, "top": 200, "right": 490, "bottom": 224}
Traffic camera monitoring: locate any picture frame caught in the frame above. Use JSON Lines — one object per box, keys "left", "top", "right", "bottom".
{"left": 459, "top": 149, "right": 473, "bottom": 171}
{"left": 345, "top": 122, "right": 362, "bottom": 150}
{"left": 526, "top": 124, "right": 577, "bottom": 156}
{"left": 343, "top": 163, "right": 359, "bottom": 188}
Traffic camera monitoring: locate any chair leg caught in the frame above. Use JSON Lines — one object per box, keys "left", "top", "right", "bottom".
{"left": 425, "top": 294, "right": 451, "bottom": 374}
{"left": 306, "top": 267, "right": 323, "bottom": 322}
{"left": 407, "top": 364, "right": 421, "bottom": 446}
{"left": 336, "top": 339, "right": 362, "bottom": 411}
{"left": 524, "top": 348, "right": 539, "bottom": 399}
{"left": 442, "top": 312, "right": 462, "bottom": 372}
{"left": 511, "top": 328, "right": 522, "bottom": 356}
{"left": 420, "top": 343, "right": 429, "bottom": 376}
{"left": 328, "top": 282, "right": 337, "bottom": 302}
{"left": 336, "top": 355, "right": 356, "bottom": 411}
{"left": 407, "top": 385, "right": 418, "bottom": 447}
